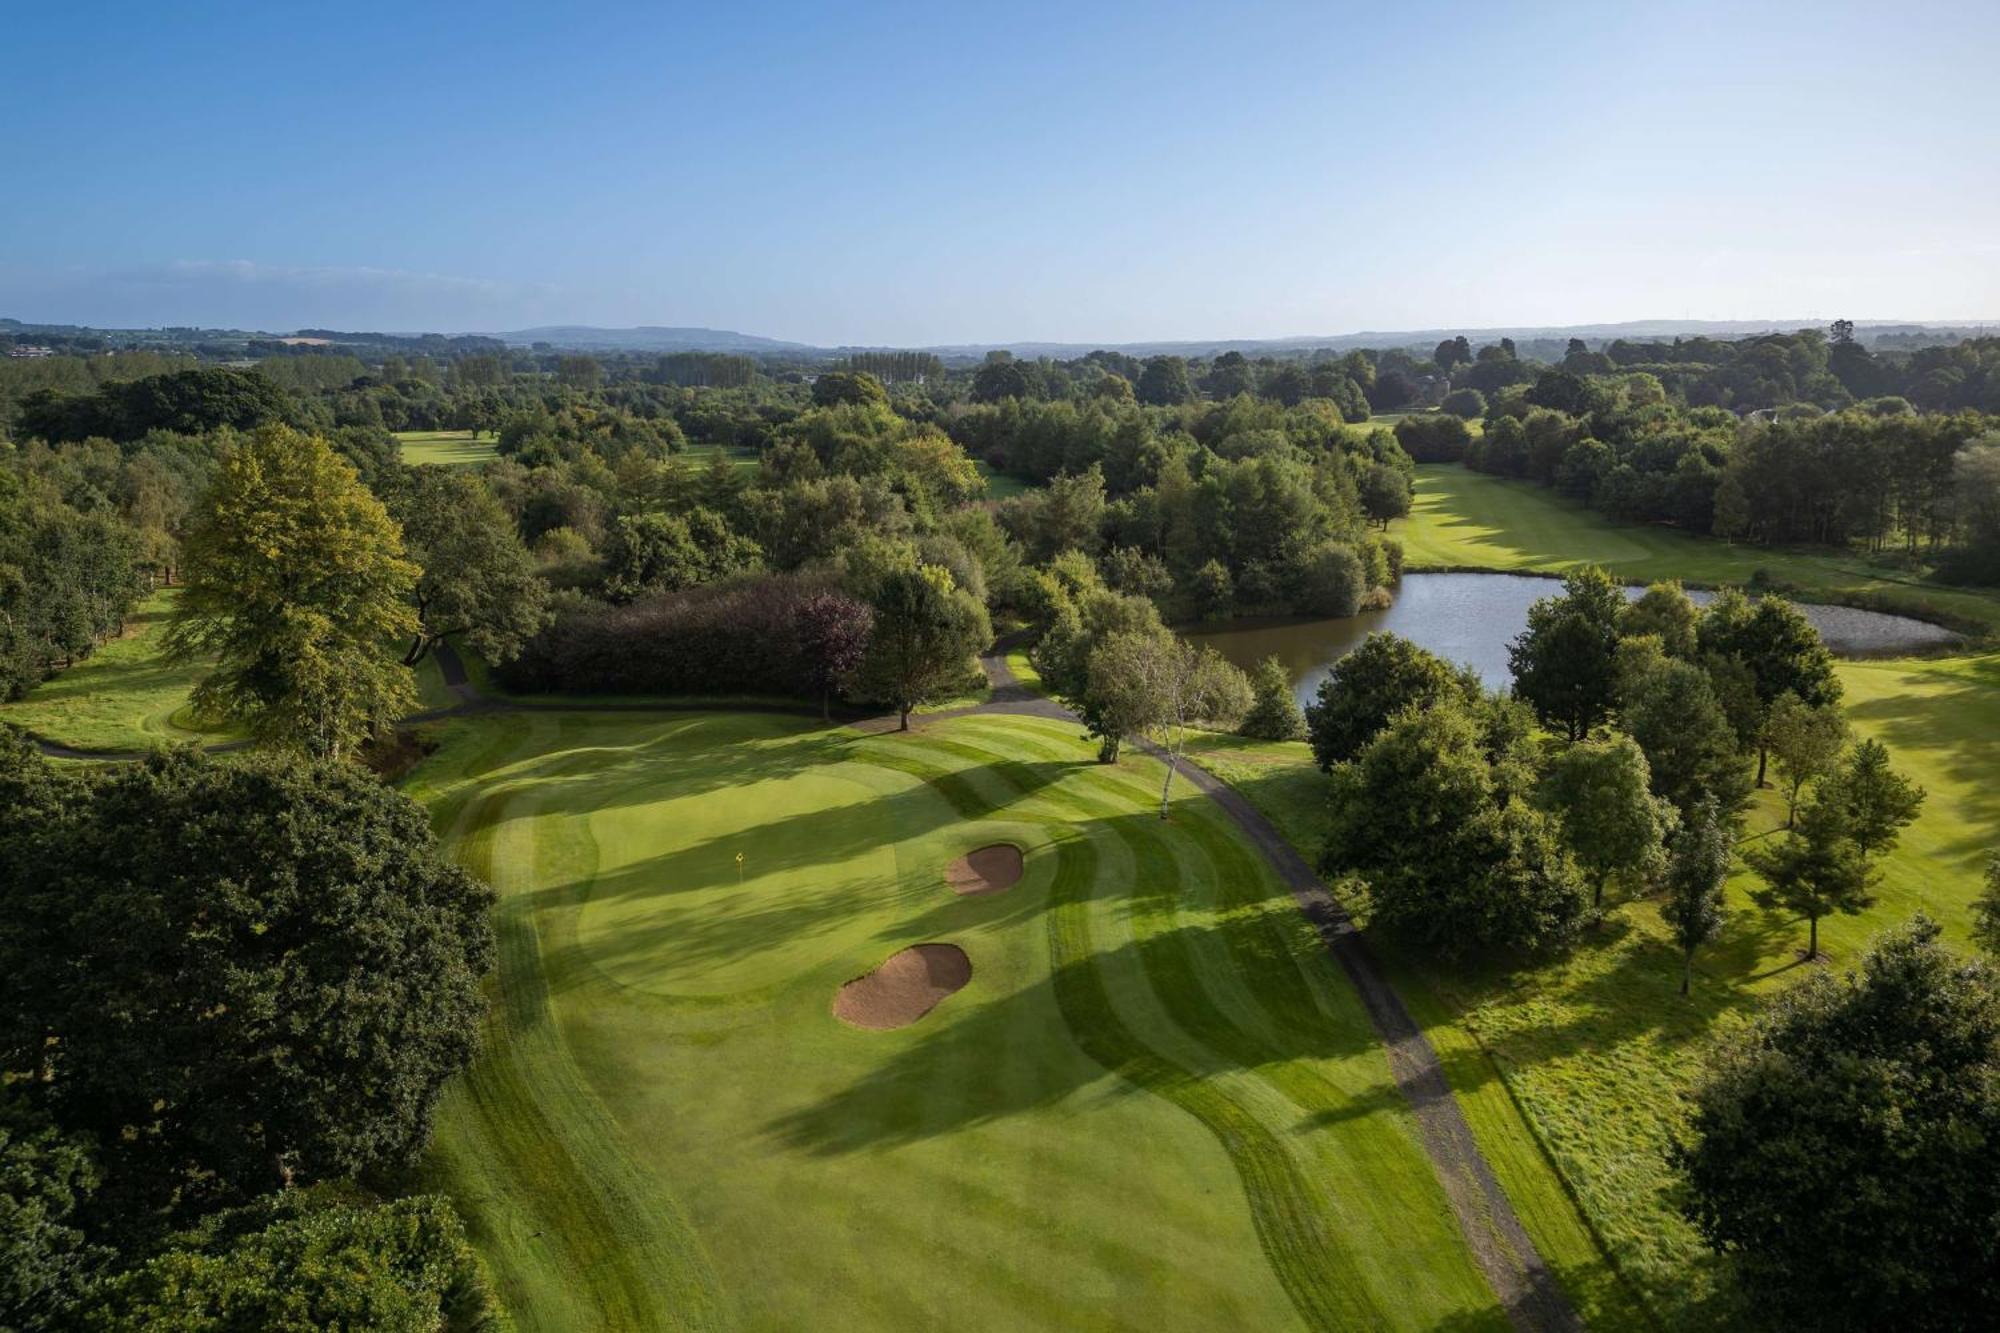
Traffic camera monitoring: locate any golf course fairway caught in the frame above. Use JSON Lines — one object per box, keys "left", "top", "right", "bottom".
{"left": 407, "top": 709, "right": 1520, "bottom": 1330}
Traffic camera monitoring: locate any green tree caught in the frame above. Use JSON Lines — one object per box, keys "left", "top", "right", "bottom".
{"left": 395, "top": 468, "right": 549, "bottom": 667}
{"left": 1660, "top": 796, "right": 1731, "bottom": 995}
{"left": 554, "top": 355, "right": 602, "bottom": 390}
{"left": 1324, "top": 702, "right": 1587, "bottom": 957}
{"left": 1190, "top": 558, "right": 1234, "bottom": 618}
{"left": 812, "top": 369, "right": 889, "bottom": 408}
{"left": 1298, "top": 542, "right": 1365, "bottom": 616}
{"left": 1080, "top": 628, "right": 1164, "bottom": 764}
{"left": 1357, "top": 463, "right": 1411, "bottom": 528}
{"left": 1085, "top": 631, "right": 1250, "bottom": 817}
{"left": 0, "top": 744, "right": 494, "bottom": 1221}
{"left": 1439, "top": 387, "right": 1486, "bottom": 418}
{"left": 1135, "top": 356, "right": 1195, "bottom": 406}
{"left": 1747, "top": 791, "right": 1874, "bottom": 959}
{"left": 1618, "top": 580, "right": 1699, "bottom": 658}
{"left": 1973, "top": 852, "right": 2000, "bottom": 958}
{"left": 165, "top": 425, "right": 418, "bottom": 761}
{"left": 970, "top": 360, "right": 1032, "bottom": 403}
{"left": 600, "top": 508, "right": 759, "bottom": 603}
{"left": 1702, "top": 594, "right": 1842, "bottom": 786}
{"left": 0, "top": 1101, "right": 105, "bottom": 1331}
{"left": 1764, "top": 692, "right": 1849, "bottom": 827}
{"left": 1620, "top": 655, "right": 1750, "bottom": 817}
{"left": 1675, "top": 917, "right": 2000, "bottom": 1330}
{"left": 852, "top": 566, "right": 990, "bottom": 730}
{"left": 86, "top": 1189, "right": 494, "bottom": 1332}
{"left": 1537, "top": 734, "right": 1676, "bottom": 909}
{"left": 1819, "top": 737, "right": 1924, "bottom": 858}
{"left": 1508, "top": 565, "right": 1625, "bottom": 741}
{"left": 1305, "top": 631, "right": 1474, "bottom": 769}
{"left": 1239, "top": 655, "right": 1306, "bottom": 741}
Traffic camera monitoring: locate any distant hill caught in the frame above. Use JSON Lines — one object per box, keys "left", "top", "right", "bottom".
{"left": 491, "top": 325, "right": 813, "bottom": 353}
{"left": 10, "top": 316, "right": 1996, "bottom": 363}
{"left": 477, "top": 318, "right": 1995, "bottom": 361}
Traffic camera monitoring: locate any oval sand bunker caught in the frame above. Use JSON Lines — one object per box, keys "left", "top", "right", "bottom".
{"left": 946, "top": 843, "right": 1024, "bottom": 896}
{"left": 833, "top": 944, "right": 971, "bottom": 1030}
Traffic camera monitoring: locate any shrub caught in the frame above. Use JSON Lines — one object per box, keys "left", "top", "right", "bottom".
{"left": 498, "top": 572, "right": 850, "bottom": 700}
{"left": 1440, "top": 387, "right": 1486, "bottom": 419}
{"left": 1239, "top": 656, "right": 1306, "bottom": 741}
{"left": 1299, "top": 543, "right": 1365, "bottom": 617}
{"left": 1392, "top": 413, "right": 1473, "bottom": 464}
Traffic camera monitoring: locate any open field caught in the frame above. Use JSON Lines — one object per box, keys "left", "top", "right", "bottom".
{"left": 977, "top": 459, "right": 1035, "bottom": 499}
{"left": 1399, "top": 464, "right": 2000, "bottom": 638}
{"left": 398, "top": 429, "right": 500, "bottom": 468}
{"left": 0, "top": 588, "right": 452, "bottom": 752}
{"left": 0, "top": 590, "right": 240, "bottom": 750}
{"left": 681, "top": 442, "right": 764, "bottom": 474}
{"left": 404, "top": 707, "right": 1601, "bottom": 1331}
{"left": 1173, "top": 465, "right": 2000, "bottom": 1323}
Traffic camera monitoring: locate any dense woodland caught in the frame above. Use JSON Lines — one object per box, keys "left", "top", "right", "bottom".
{"left": 4, "top": 322, "right": 2000, "bottom": 1325}
{"left": 9, "top": 319, "right": 2000, "bottom": 706}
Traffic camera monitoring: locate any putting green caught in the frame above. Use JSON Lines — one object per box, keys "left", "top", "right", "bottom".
{"left": 409, "top": 709, "right": 1525, "bottom": 1331}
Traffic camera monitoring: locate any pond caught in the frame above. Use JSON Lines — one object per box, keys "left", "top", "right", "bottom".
{"left": 1182, "top": 572, "right": 1961, "bottom": 706}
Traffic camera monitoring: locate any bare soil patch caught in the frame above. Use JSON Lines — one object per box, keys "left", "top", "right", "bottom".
{"left": 833, "top": 943, "right": 971, "bottom": 1030}
{"left": 946, "top": 843, "right": 1024, "bottom": 896}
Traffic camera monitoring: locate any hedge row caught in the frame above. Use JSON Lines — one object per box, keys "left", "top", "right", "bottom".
{"left": 495, "top": 573, "right": 852, "bottom": 699}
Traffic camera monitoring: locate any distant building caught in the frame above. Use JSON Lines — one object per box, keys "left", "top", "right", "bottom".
{"left": 5, "top": 345, "right": 55, "bottom": 358}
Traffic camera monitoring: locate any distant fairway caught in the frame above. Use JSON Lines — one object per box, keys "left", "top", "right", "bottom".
{"left": 1400, "top": 463, "right": 2000, "bottom": 637}
{"left": 408, "top": 709, "right": 1560, "bottom": 1331}
{"left": 398, "top": 429, "right": 499, "bottom": 468}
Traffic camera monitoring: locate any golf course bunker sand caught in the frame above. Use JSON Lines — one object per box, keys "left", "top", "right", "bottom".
{"left": 833, "top": 944, "right": 971, "bottom": 1030}
{"left": 946, "top": 843, "right": 1024, "bottom": 896}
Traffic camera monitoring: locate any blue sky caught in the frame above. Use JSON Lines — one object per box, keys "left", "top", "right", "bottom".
{"left": 3, "top": 0, "right": 1997, "bottom": 344}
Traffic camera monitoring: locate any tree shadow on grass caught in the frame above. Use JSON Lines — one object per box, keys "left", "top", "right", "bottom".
{"left": 1841, "top": 657, "right": 2000, "bottom": 861}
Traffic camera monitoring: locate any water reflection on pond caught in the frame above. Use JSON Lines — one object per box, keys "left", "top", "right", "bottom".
{"left": 1182, "top": 572, "right": 1959, "bottom": 706}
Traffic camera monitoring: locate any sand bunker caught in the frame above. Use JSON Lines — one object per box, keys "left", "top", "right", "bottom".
{"left": 833, "top": 944, "right": 971, "bottom": 1030}
{"left": 946, "top": 843, "right": 1024, "bottom": 896}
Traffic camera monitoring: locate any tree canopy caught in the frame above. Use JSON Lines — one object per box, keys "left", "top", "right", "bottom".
{"left": 0, "top": 742, "right": 494, "bottom": 1224}
{"left": 1509, "top": 565, "right": 1625, "bottom": 741}
{"left": 165, "top": 425, "right": 419, "bottom": 760}
{"left": 1676, "top": 918, "right": 2000, "bottom": 1330}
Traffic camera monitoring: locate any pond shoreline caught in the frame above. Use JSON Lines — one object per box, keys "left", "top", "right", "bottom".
{"left": 1184, "top": 571, "right": 1964, "bottom": 704}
